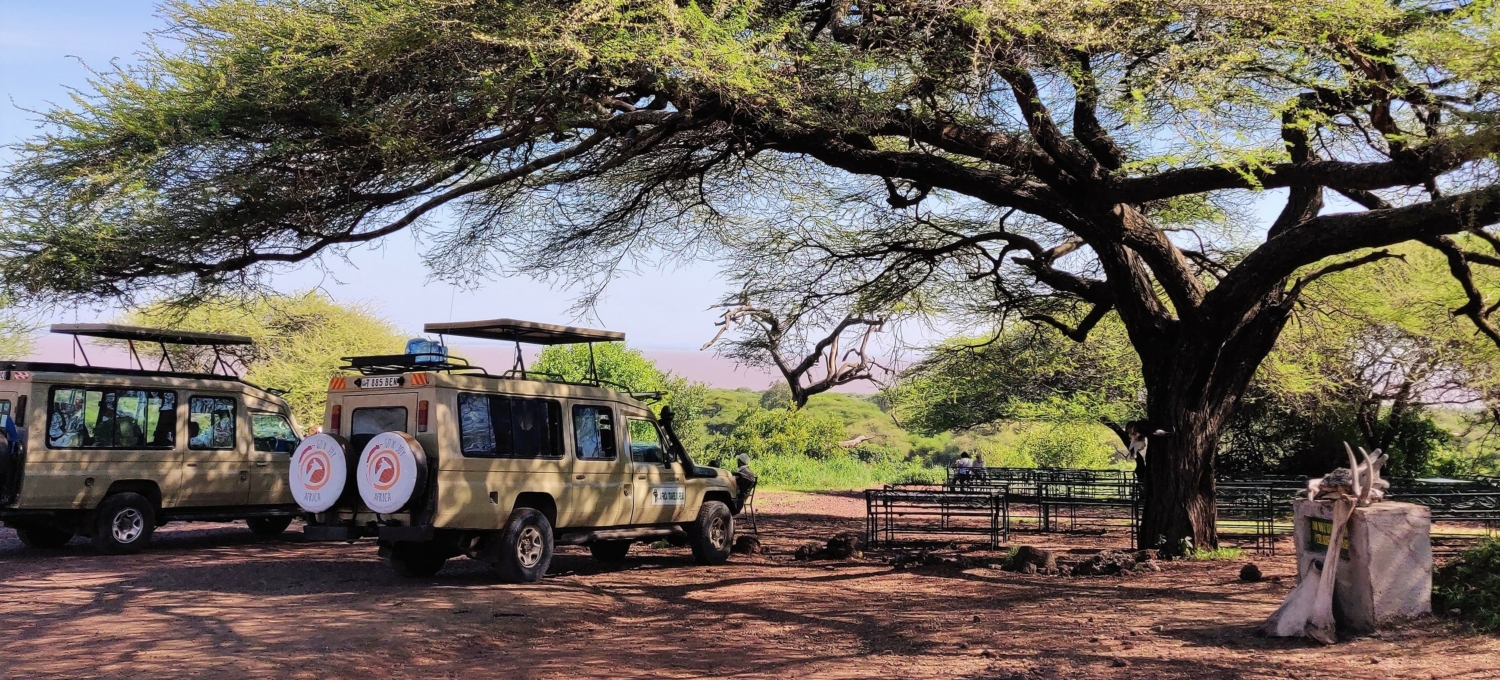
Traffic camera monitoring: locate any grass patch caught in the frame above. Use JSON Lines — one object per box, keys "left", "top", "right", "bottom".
{"left": 1435, "top": 538, "right": 1500, "bottom": 631}
{"left": 1188, "top": 546, "right": 1244, "bottom": 561}
{"left": 751, "top": 453, "right": 943, "bottom": 491}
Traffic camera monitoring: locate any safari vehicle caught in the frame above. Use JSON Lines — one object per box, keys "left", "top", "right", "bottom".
{"left": 0, "top": 324, "right": 303, "bottom": 554}
{"left": 291, "top": 318, "right": 742, "bottom": 582}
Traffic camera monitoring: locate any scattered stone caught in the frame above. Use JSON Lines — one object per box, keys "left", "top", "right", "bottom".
{"left": 1111, "top": 658, "right": 1130, "bottom": 668}
{"left": 1056, "top": 564, "right": 1074, "bottom": 577}
{"left": 972, "top": 615, "right": 982, "bottom": 623}
{"left": 1071, "top": 550, "right": 1137, "bottom": 576}
{"left": 1370, "top": 657, "right": 1382, "bottom": 664}
{"left": 1021, "top": 562, "right": 1037, "bottom": 575}
{"left": 732, "top": 535, "right": 763, "bottom": 555}
{"left": 1240, "top": 563, "right": 1263, "bottom": 582}
{"left": 1134, "top": 549, "right": 1158, "bottom": 563}
{"left": 794, "top": 540, "right": 825, "bottom": 561}
{"left": 1088, "top": 637, "right": 1100, "bottom": 643}
{"left": 825, "top": 532, "right": 865, "bottom": 559}
{"left": 980, "top": 649, "right": 995, "bottom": 658}
{"left": 1141, "top": 560, "right": 1162, "bottom": 572}
{"left": 1007, "top": 545, "right": 1057, "bottom": 572}
{"left": 959, "top": 641, "right": 970, "bottom": 649}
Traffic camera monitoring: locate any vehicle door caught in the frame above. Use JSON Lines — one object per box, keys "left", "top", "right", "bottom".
{"left": 248, "top": 411, "right": 300, "bottom": 505}
{"left": 627, "top": 417, "right": 686, "bottom": 526}
{"left": 562, "top": 402, "right": 633, "bottom": 528}
{"left": 41, "top": 386, "right": 181, "bottom": 508}
{"left": 177, "top": 393, "right": 248, "bottom": 506}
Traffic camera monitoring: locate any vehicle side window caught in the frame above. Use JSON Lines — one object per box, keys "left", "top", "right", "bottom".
{"left": 627, "top": 418, "right": 667, "bottom": 464}
{"left": 47, "top": 387, "right": 176, "bottom": 449}
{"left": 189, "top": 396, "right": 236, "bottom": 450}
{"left": 251, "top": 413, "right": 300, "bottom": 453}
{"left": 351, "top": 406, "right": 407, "bottom": 455}
{"left": 572, "top": 405, "right": 617, "bottom": 461}
{"left": 458, "top": 393, "right": 562, "bottom": 459}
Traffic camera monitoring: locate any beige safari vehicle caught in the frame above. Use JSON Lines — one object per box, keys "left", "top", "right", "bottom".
{"left": 0, "top": 324, "right": 304, "bottom": 554}
{"left": 293, "top": 319, "right": 742, "bottom": 582}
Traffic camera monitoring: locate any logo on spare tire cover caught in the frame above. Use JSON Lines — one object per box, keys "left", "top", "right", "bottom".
{"left": 356, "top": 431, "right": 426, "bottom": 514}
{"left": 290, "top": 433, "right": 349, "bottom": 513}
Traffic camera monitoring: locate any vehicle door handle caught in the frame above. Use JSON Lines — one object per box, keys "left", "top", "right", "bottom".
{"left": 623, "top": 488, "right": 629, "bottom": 496}
{"left": 254, "top": 461, "right": 269, "bottom": 467}
{"left": 186, "top": 462, "right": 198, "bottom": 467}
{"left": 575, "top": 474, "right": 586, "bottom": 480}
{"left": 637, "top": 475, "right": 646, "bottom": 480}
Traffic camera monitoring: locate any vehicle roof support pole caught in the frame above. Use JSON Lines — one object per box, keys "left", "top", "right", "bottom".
{"left": 587, "top": 342, "right": 598, "bottom": 385}
{"left": 512, "top": 340, "right": 527, "bottom": 379}
{"left": 73, "top": 336, "right": 91, "bottom": 367}
{"left": 128, "top": 340, "right": 144, "bottom": 371}
{"left": 158, "top": 342, "right": 175, "bottom": 372}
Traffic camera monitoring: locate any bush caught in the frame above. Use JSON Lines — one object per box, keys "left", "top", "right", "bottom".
{"left": 1434, "top": 538, "right": 1500, "bottom": 632}
{"left": 704, "top": 407, "right": 848, "bottom": 461}
{"left": 748, "top": 452, "right": 942, "bottom": 491}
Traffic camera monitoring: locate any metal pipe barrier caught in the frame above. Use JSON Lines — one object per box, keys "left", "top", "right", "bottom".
{"left": 865, "top": 484, "right": 1008, "bottom": 550}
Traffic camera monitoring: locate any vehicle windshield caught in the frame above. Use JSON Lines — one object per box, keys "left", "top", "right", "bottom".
{"left": 350, "top": 406, "right": 406, "bottom": 455}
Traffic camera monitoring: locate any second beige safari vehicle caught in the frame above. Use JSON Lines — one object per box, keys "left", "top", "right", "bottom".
{"left": 293, "top": 319, "right": 743, "bottom": 582}
{"left": 0, "top": 324, "right": 303, "bottom": 554}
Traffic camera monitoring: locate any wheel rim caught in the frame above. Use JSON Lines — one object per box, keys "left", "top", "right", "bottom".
{"left": 111, "top": 508, "right": 144, "bottom": 544}
{"left": 708, "top": 515, "right": 727, "bottom": 551}
{"left": 517, "top": 525, "right": 544, "bottom": 568}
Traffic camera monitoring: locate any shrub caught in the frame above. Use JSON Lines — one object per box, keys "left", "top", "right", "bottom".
{"left": 1434, "top": 538, "right": 1500, "bottom": 632}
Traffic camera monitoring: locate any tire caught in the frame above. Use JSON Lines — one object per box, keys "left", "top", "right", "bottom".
{"left": 389, "top": 545, "right": 447, "bottom": 578}
{"left": 687, "top": 500, "right": 733, "bottom": 566}
{"left": 15, "top": 524, "right": 74, "bottom": 549}
{"left": 91, "top": 492, "right": 156, "bottom": 555}
{"left": 589, "top": 539, "right": 631, "bottom": 563}
{"left": 493, "top": 507, "right": 553, "bottom": 583}
{"left": 246, "top": 516, "right": 294, "bottom": 537}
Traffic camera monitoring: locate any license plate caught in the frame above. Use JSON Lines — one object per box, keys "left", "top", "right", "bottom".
{"left": 358, "top": 376, "right": 403, "bottom": 389}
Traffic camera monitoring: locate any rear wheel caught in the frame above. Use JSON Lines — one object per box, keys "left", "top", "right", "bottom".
{"left": 91, "top": 492, "right": 155, "bottom": 555}
{"left": 247, "top": 516, "right": 294, "bottom": 537}
{"left": 589, "top": 540, "right": 631, "bottom": 563}
{"left": 389, "top": 545, "right": 447, "bottom": 578}
{"left": 687, "top": 501, "right": 733, "bottom": 566}
{"left": 15, "top": 524, "right": 74, "bottom": 549}
{"left": 493, "top": 508, "right": 553, "bottom": 583}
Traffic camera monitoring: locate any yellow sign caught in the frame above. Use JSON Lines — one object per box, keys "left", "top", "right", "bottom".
{"left": 1307, "top": 517, "right": 1349, "bottom": 556}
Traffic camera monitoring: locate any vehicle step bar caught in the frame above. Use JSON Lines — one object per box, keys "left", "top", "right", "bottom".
{"left": 555, "top": 526, "right": 687, "bottom": 545}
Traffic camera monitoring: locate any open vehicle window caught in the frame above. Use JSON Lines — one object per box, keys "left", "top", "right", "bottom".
{"left": 252, "top": 413, "right": 300, "bottom": 453}
{"left": 572, "top": 405, "right": 617, "bottom": 461}
{"left": 627, "top": 418, "right": 667, "bottom": 464}
{"left": 456, "top": 393, "right": 562, "bottom": 459}
{"left": 48, "top": 387, "right": 176, "bottom": 449}
{"left": 189, "top": 396, "right": 236, "bottom": 450}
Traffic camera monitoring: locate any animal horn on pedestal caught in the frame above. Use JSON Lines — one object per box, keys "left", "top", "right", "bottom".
{"left": 1344, "top": 442, "right": 1361, "bottom": 502}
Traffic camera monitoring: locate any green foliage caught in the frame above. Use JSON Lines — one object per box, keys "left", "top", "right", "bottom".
{"left": 746, "top": 452, "right": 942, "bottom": 491}
{"left": 122, "top": 291, "right": 404, "bottom": 428}
{"left": 760, "top": 382, "right": 794, "bottom": 410}
{"left": 0, "top": 296, "right": 35, "bottom": 360}
{"left": 1435, "top": 538, "right": 1500, "bottom": 632}
{"left": 704, "top": 407, "right": 847, "bottom": 462}
{"left": 1016, "top": 421, "right": 1121, "bottom": 469}
{"left": 533, "top": 343, "right": 710, "bottom": 456}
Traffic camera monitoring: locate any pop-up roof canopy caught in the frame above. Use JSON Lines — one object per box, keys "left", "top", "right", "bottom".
{"left": 422, "top": 318, "right": 624, "bottom": 345}
{"left": 48, "top": 323, "right": 252, "bottom": 376}
{"left": 50, "top": 323, "right": 253, "bottom": 346}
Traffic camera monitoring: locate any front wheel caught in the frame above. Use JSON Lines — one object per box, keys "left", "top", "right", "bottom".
{"left": 687, "top": 500, "right": 733, "bottom": 566}
{"left": 493, "top": 508, "right": 553, "bottom": 583}
{"left": 15, "top": 524, "right": 74, "bottom": 549}
{"left": 247, "top": 516, "right": 294, "bottom": 537}
{"left": 91, "top": 492, "right": 156, "bottom": 555}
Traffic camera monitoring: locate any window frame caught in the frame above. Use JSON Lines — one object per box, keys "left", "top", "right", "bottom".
{"left": 456, "top": 392, "right": 563, "bottom": 460}
{"left": 572, "top": 403, "right": 619, "bottom": 462}
{"left": 188, "top": 395, "right": 238, "bottom": 451}
{"left": 250, "top": 411, "right": 300, "bottom": 454}
{"left": 45, "top": 385, "right": 179, "bottom": 451}
{"left": 626, "top": 417, "right": 670, "bottom": 465}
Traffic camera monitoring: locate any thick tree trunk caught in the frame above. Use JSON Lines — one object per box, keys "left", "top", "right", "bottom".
{"left": 1138, "top": 406, "right": 1224, "bottom": 554}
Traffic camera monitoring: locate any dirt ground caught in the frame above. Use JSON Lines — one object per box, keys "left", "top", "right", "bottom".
{"left": 1, "top": 491, "right": 1496, "bottom": 679}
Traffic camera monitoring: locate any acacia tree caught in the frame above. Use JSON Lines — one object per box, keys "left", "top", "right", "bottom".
{"left": 702, "top": 301, "right": 887, "bottom": 407}
{"left": 4, "top": 0, "right": 1500, "bottom": 550}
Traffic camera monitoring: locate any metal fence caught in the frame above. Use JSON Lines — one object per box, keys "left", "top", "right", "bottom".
{"left": 865, "top": 484, "right": 1008, "bottom": 550}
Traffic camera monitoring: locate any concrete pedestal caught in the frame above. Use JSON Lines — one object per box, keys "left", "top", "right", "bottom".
{"left": 1292, "top": 499, "right": 1432, "bottom": 633}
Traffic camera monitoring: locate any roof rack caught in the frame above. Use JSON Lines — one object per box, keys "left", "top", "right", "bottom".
{"left": 340, "top": 352, "right": 483, "bottom": 376}
{"left": 422, "top": 318, "right": 625, "bottom": 384}
{"left": 50, "top": 323, "right": 251, "bottom": 376}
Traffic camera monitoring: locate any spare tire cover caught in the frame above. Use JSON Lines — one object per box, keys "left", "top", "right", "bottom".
{"left": 290, "top": 433, "right": 350, "bottom": 513}
{"left": 356, "top": 431, "right": 428, "bottom": 514}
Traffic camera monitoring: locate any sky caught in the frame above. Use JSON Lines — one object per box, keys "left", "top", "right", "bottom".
{"left": 0, "top": 0, "right": 736, "bottom": 352}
